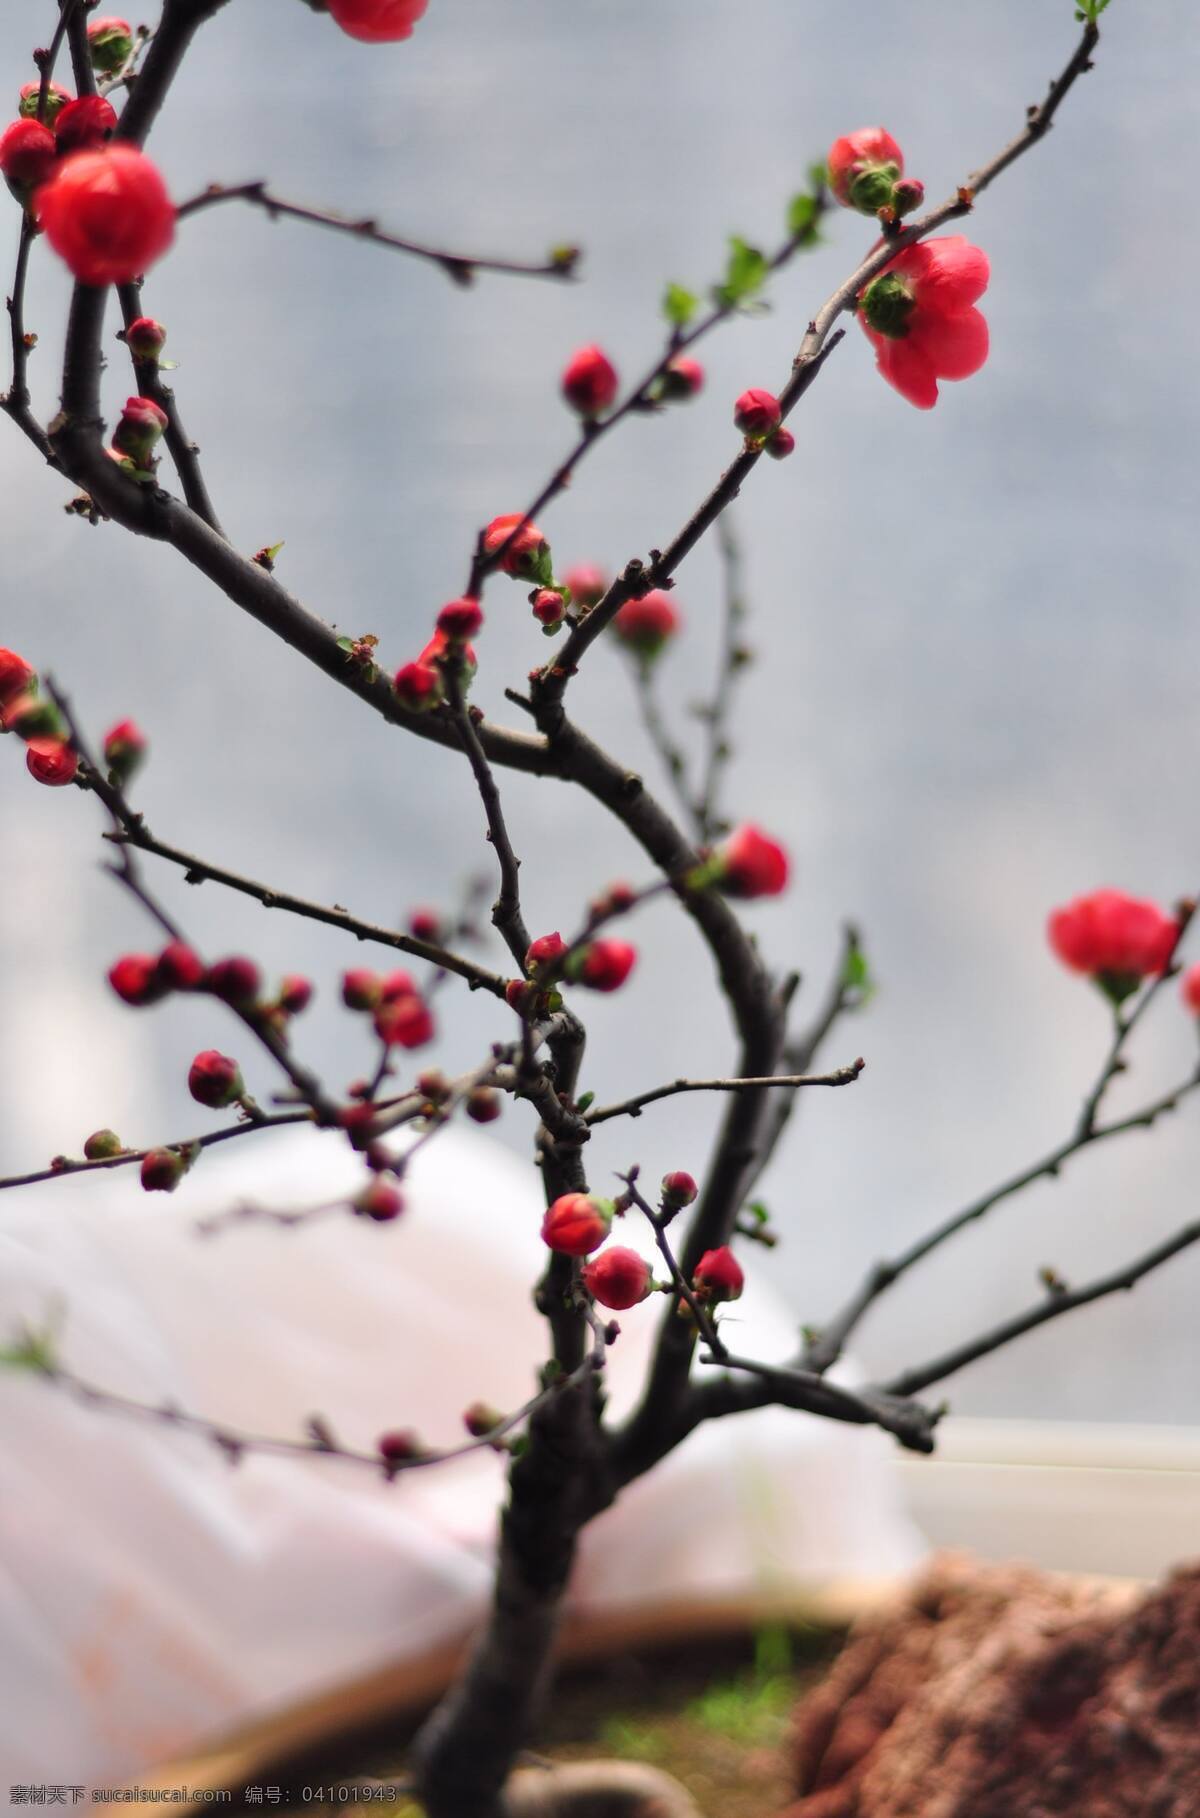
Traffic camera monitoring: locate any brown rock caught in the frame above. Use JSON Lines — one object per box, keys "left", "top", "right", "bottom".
{"left": 782, "top": 1553, "right": 1200, "bottom": 1818}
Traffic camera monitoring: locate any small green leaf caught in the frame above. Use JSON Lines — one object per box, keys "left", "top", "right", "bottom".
{"left": 743, "top": 1200, "right": 770, "bottom": 1226}
{"left": 808, "top": 160, "right": 829, "bottom": 191}
{"left": 575, "top": 1090, "right": 595, "bottom": 1113}
{"left": 841, "top": 938, "right": 876, "bottom": 1004}
{"left": 0, "top": 1322, "right": 58, "bottom": 1374}
{"left": 713, "top": 236, "right": 768, "bottom": 309}
{"left": 786, "top": 191, "right": 821, "bottom": 245}
{"left": 662, "top": 281, "right": 698, "bottom": 328}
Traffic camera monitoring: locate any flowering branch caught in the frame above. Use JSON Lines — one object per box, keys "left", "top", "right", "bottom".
{"left": 173, "top": 180, "right": 581, "bottom": 288}
{"left": 467, "top": 188, "right": 830, "bottom": 592}
{"left": 583, "top": 1061, "right": 863, "bottom": 1128}
{"left": 100, "top": 807, "right": 508, "bottom": 997}
{"left": 0, "top": 1110, "right": 310, "bottom": 1193}
{"left": 531, "top": 14, "right": 1102, "bottom": 719}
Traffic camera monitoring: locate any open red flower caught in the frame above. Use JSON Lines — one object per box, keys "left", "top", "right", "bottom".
{"left": 1048, "top": 888, "right": 1179, "bottom": 1003}
{"left": 857, "top": 236, "right": 989, "bottom": 410}
{"left": 327, "top": 0, "right": 429, "bottom": 41}
{"left": 36, "top": 143, "right": 175, "bottom": 286}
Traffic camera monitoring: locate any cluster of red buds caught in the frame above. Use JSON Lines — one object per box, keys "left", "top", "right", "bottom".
{"left": 1, "top": 67, "right": 175, "bottom": 286}
{"left": 732, "top": 389, "right": 794, "bottom": 461}
{"left": 0, "top": 647, "right": 77, "bottom": 786}
{"left": 394, "top": 603, "right": 480, "bottom": 712}
{"left": 108, "top": 940, "right": 313, "bottom": 1034}
{"left": 341, "top": 967, "right": 435, "bottom": 1049}
{"left": 509, "top": 927, "right": 638, "bottom": 1017}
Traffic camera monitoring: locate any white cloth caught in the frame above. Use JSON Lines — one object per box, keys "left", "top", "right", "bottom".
{"left": 0, "top": 1125, "right": 924, "bottom": 1783}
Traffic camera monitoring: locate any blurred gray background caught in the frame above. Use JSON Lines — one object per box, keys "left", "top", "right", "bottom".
{"left": 2, "top": 0, "right": 1198, "bottom": 1423}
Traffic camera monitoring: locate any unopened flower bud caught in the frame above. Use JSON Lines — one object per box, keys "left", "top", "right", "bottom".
{"left": 377, "top": 1428, "right": 420, "bottom": 1468}
{"left": 187, "top": 1050, "right": 244, "bottom": 1110}
{"left": 111, "top": 395, "right": 168, "bottom": 469}
{"left": 733, "top": 388, "right": 782, "bottom": 440}
{"left": 393, "top": 659, "right": 442, "bottom": 712}
{"left": 1183, "top": 965, "right": 1200, "bottom": 1017}
{"left": 206, "top": 955, "right": 262, "bottom": 1005}
{"left": 693, "top": 1245, "right": 744, "bottom": 1303}
{"left": 407, "top": 907, "right": 443, "bottom": 944}
{"left": 766, "top": 427, "right": 795, "bottom": 460}
{"left": 87, "top": 16, "right": 135, "bottom": 74}
{"left": 658, "top": 355, "right": 705, "bottom": 401}
{"left": 328, "top": 0, "right": 430, "bottom": 43}
{"left": 103, "top": 717, "right": 146, "bottom": 783}
{"left": 374, "top": 993, "right": 435, "bottom": 1049}
{"left": 52, "top": 95, "right": 117, "bottom": 154}
{"left": 0, "top": 118, "right": 55, "bottom": 203}
{"left": 505, "top": 977, "right": 538, "bottom": 1015}
{"left": 380, "top": 969, "right": 417, "bottom": 1001}
{"left": 561, "top": 344, "right": 619, "bottom": 419}
{"left": 5, "top": 693, "right": 62, "bottom": 739}
{"left": 466, "top": 1086, "right": 501, "bottom": 1124}
{"left": 416, "top": 1068, "right": 449, "bottom": 1103}
{"left": 483, "top": 514, "right": 552, "bottom": 585}
{"left": 436, "top": 596, "right": 483, "bottom": 640}
{"left": 525, "top": 931, "right": 567, "bottom": 973}
{"left": 463, "top": 1400, "right": 504, "bottom": 1439}
{"left": 827, "top": 127, "right": 905, "bottom": 215}
{"left": 84, "top": 1128, "right": 124, "bottom": 1160}
{"left": 563, "top": 565, "right": 607, "bottom": 608}
{"left": 613, "top": 592, "right": 680, "bottom": 659}
{"left": 572, "top": 938, "right": 637, "bottom": 993}
{"left": 891, "top": 177, "right": 925, "bottom": 218}
{"left": 531, "top": 588, "right": 566, "bottom": 630}
{"left": 541, "top": 1191, "right": 613, "bottom": 1255}
{"left": 342, "top": 969, "right": 381, "bottom": 1010}
{"left": 26, "top": 730, "right": 78, "bottom": 781}
{"left": 157, "top": 941, "right": 205, "bottom": 991}
{"left": 108, "top": 952, "right": 165, "bottom": 1006}
{"left": 124, "top": 315, "right": 167, "bottom": 363}
{"left": 661, "top": 1170, "right": 698, "bottom": 1211}
{"left": 583, "top": 1245, "right": 653, "bottom": 1310}
{"left": 278, "top": 974, "right": 313, "bottom": 1015}
{"left": 18, "top": 82, "right": 71, "bottom": 127}
{"left": 0, "top": 647, "right": 35, "bottom": 708}
{"left": 713, "top": 824, "right": 790, "bottom": 898}
{"left": 357, "top": 1178, "right": 405, "bottom": 1221}
{"left": 37, "top": 142, "right": 175, "bottom": 287}
{"left": 140, "top": 1147, "right": 187, "bottom": 1193}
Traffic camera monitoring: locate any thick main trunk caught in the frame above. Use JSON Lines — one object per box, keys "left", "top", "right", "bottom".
{"left": 410, "top": 1379, "right": 613, "bottom": 1817}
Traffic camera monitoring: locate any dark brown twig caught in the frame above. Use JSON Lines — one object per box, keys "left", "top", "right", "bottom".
{"left": 116, "top": 281, "right": 224, "bottom": 533}
{"left": 174, "top": 182, "right": 580, "bottom": 289}
{"left": 585, "top": 1062, "right": 863, "bottom": 1127}
{"left": 0, "top": 1111, "right": 310, "bottom": 1193}
{"left": 883, "top": 1215, "right": 1200, "bottom": 1399}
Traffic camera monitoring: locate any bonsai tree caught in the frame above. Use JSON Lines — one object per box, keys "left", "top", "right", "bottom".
{"left": 3, "top": 1, "right": 1193, "bottom": 1812}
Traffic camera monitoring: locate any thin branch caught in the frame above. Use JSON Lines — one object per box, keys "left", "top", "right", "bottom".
{"left": 695, "top": 1353, "right": 939, "bottom": 1456}
{"left": 802, "top": 1064, "right": 1200, "bottom": 1375}
{"left": 883, "top": 1215, "right": 1200, "bottom": 1399}
{"left": 0, "top": 1111, "right": 310, "bottom": 1193}
{"left": 694, "top": 514, "right": 748, "bottom": 842}
{"left": 631, "top": 662, "right": 694, "bottom": 828}
{"left": 585, "top": 1062, "right": 863, "bottom": 1127}
{"left": 19, "top": 1337, "right": 608, "bottom": 1480}
{"left": 174, "top": 182, "right": 580, "bottom": 289}
{"left": 48, "top": 680, "right": 343, "bottom": 1128}
{"left": 102, "top": 815, "right": 508, "bottom": 998}
{"left": 444, "top": 669, "right": 530, "bottom": 970}
{"left": 115, "top": 0, "right": 232, "bottom": 149}
{"left": 471, "top": 190, "right": 831, "bottom": 593}
{"left": 116, "top": 280, "right": 225, "bottom": 534}
{"left": 1075, "top": 903, "right": 1195, "bottom": 1136}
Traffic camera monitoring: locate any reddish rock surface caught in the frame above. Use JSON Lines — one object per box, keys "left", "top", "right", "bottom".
{"left": 781, "top": 1553, "right": 1200, "bottom": 1818}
